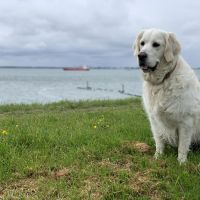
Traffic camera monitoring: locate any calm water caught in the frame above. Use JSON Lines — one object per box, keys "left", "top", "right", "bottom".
{"left": 1, "top": 68, "right": 200, "bottom": 104}
{"left": 0, "top": 68, "right": 142, "bottom": 104}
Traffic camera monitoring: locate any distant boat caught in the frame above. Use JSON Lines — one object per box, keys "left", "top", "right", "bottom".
{"left": 63, "top": 65, "right": 90, "bottom": 71}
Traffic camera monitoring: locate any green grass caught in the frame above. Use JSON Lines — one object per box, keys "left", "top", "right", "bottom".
{"left": 0, "top": 98, "right": 200, "bottom": 199}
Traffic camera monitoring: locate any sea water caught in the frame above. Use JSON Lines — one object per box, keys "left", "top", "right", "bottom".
{"left": 0, "top": 68, "right": 199, "bottom": 104}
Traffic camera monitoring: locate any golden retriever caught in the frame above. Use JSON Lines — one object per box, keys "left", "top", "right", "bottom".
{"left": 133, "top": 28, "right": 200, "bottom": 164}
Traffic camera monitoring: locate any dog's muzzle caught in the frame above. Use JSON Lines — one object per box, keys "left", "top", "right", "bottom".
{"left": 139, "top": 62, "right": 159, "bottom": 73}
{"left": 138, "top": 52, "right": 159, "bottom": 73}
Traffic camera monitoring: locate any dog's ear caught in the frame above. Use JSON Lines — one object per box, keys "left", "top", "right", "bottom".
{"left": 164, "top": 32, "right": 181, "bottom": 62}
{"left": 133, "top": 30, "right": 144, "bottom": 56}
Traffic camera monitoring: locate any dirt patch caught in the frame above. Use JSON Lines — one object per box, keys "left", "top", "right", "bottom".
{"left": 124, "top": 141, "right": 151, "bottom": 153}
{"left": 0, "top": 178, "right": 38, "bottom": 199}
{"left": 98, "top": 157, "right": 132, "bottom": 172}
{"left": 80, "top": 176, "right": 102, "bottom": 200}
{"left": 129, "top": 170, "right": 162, "bottom": 200}
{"left": 52, "top": 167, "right": 71, "bottom": 179}
{"left": 0, "top": 167, "right": 72, "bottom": 199}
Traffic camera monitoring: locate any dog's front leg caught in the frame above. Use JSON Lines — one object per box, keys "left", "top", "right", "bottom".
{"left": 178, "top": 126, "right": 192, "bottom": 164}
{"left": 154, "top": 134, "right": 165, "bottom": 159}
{"left": 150, "top": 118, "right": 165, "bottom": 158}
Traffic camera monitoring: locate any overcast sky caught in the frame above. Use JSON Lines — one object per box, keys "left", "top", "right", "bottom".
{"left": 0, "top": 0, "right": 200, "bottom": 67}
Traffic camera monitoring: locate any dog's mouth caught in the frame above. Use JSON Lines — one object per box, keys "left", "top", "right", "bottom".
{"left": 139, "top": 62, "right": 159, "bottom": 73}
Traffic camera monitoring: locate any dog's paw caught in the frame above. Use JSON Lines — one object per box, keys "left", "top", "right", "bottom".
{"left": 154, "top": 151, "right": 163, "bottom": 159}
{"left": 178, "top": 154, "right": 187, "bottom": 165}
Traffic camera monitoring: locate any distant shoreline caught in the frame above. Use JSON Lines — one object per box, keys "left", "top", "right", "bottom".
{"left": 0, "top": 66, "right": 199, "bottom": 70}
{"left": 0, "top": 66, "right": 140, "bottom": 70}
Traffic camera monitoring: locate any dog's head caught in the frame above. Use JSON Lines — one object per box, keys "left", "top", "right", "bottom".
{"left": 133, "top": 29, "right": 181, "bottom": 73}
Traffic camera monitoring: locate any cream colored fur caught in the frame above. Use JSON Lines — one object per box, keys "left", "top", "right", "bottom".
{"left": 133, "top": 28, "right": 200, "bottom": 164}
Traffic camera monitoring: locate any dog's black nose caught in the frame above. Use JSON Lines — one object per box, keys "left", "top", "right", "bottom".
{"left": 138, "top": 52, "right": 147, "bottom": 61}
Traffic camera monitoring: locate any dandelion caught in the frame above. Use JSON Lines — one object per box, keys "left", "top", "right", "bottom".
{"left": 2, "top": 130, "right": 8, "bottom": 135}
{"left": 93, "top": 125, "right": 97, "bottom": 129}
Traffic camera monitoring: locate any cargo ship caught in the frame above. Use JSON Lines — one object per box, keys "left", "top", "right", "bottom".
{"left": 63, "top": 65, "right": 90, "bottom": 71}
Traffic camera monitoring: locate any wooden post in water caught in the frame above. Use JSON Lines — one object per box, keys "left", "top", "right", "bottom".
{"left": 122, "top": 84, "right": 125, "bottom": 93}
{"left": 86, "top": 81, "right": 91, "bottom": 90}
{"left": 119, "top": 84, "right": 125, "bottom": 94}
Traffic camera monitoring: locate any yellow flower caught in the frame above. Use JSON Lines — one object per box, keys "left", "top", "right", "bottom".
{"left": 93, "top": 125, "right": 97, "bottom": 129}
{"left": 2, "top": 130, "right": 8, "bottom": 135}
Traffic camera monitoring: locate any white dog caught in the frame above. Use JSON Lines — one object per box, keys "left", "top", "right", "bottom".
{"left": 133, "top": 28, "right": 200, "bottom": 164}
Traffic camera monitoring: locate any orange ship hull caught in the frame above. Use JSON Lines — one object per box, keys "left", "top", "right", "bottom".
{"left": 63, "top": 66, "right": 90, "bottom": 71}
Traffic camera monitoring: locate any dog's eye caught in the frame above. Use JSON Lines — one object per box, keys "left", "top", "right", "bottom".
{"left": 140, "top": 41, "right": 145, "bottom": 46}
{"left": 152, "top": 42, "right": 160, "bottom": 47}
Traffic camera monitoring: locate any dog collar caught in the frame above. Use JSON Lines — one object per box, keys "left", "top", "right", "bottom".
{"left": 162, "top": 62, "right": 177, "bottom": 83}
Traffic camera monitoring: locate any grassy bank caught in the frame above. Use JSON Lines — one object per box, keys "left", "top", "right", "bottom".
{"left": 0, "top": 98, "right": 200, "bottom": 199}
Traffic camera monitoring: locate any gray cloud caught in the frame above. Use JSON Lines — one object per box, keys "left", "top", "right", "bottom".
{"left": 0, "top": 0, "right": 199, "bottom": 66}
